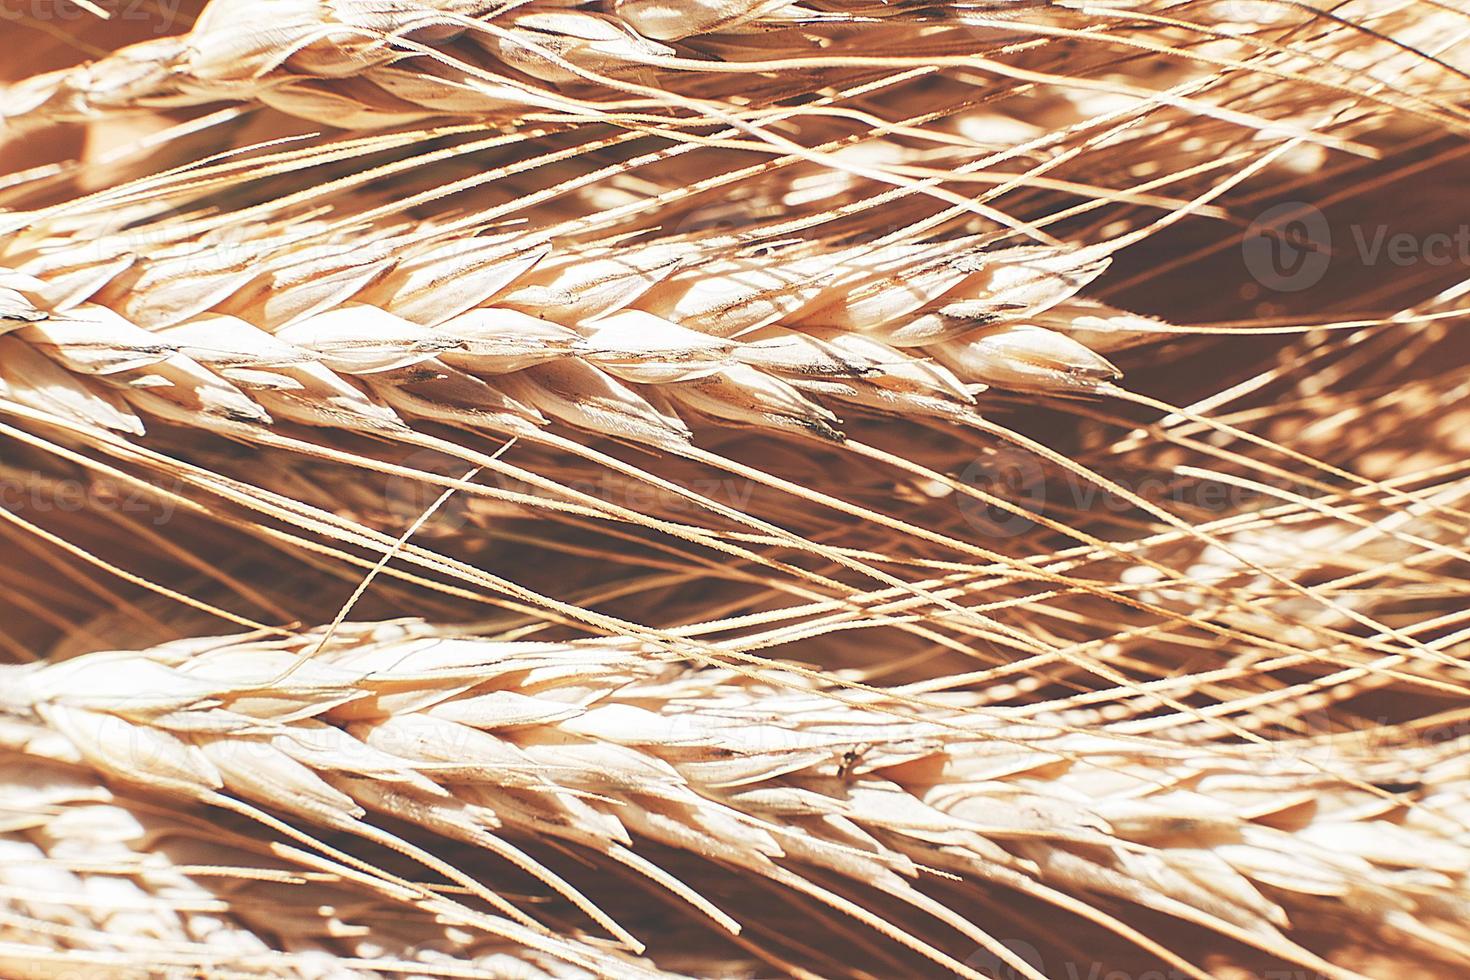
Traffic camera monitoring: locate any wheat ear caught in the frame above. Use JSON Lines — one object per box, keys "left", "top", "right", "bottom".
{"left": 0, "top": 219, "right": 1122, "bottom": 448}
{"left": 5, "top": 0, "right": 1464, "bottom": 140}
{"left": 1, "top": 621, "right": 1466, "bottom": 977}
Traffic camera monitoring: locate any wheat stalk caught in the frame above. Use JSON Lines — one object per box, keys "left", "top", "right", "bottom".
{"left": 2, "top": 216, "right": 1408, "bottom": 743}
{"left": 0, "top": 621, "right": 1465, "bottom": 977}
{"left": 0, "top": 230, "right": 1122, "bottom": 452}
{"left": 4, "top": 0, "right": 1465, "bottom": 140}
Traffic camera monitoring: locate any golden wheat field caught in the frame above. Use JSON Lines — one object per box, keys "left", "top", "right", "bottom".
{"left": 0, "top": 1, "right": 1469, "bottom": 977}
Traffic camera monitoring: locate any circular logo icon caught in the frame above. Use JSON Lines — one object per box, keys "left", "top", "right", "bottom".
{"left": 1242, "top": 202, "right": 1331, "bottom": 292}
{"left": 1267, "top": 700, "right": 1339, "bottom": 767}
{"left": 964, "top": 938, "right": 1047, "bottom": 980}
{"left": 1206, "top": 0, "right": 1287, "bottom": 27}
{"left": 381, "top": 449, "right": 482, "bottom": 537}
{"left": 956, "top": 447, "right": 1047, "bottom": 539}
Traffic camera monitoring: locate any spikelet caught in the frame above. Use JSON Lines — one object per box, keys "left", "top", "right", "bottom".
{"left": 0, "top": 755, "right": 670, "bottom": 978}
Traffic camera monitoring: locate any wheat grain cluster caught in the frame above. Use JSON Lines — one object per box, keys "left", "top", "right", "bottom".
{"left": 0, "top": 0, "right": 1468, "bottom": 977}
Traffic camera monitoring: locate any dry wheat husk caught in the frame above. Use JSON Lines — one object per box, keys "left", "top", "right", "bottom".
{"left": 0, "top": 754, "right": 678, "bottom": 979}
